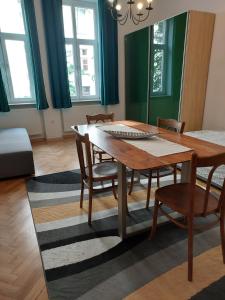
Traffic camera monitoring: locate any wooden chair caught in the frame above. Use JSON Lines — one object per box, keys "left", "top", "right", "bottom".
{"left": 73, "top": 126, "right": 117, "bottom": 225}
{"left": 150, "top": 152, "right": 225, "bottom": 281}
{"left": 129, "top": 118, "right": 185, "bottom": 209}
{"left": 86, "top": 113, "right": 114, "bottom": 163}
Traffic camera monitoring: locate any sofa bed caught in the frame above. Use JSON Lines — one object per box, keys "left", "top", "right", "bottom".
{"left": 0, "top": 128, "right": 35, "bottom": 179}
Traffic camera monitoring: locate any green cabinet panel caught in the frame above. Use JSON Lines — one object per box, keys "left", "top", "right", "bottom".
{"left": 125, "top": 13, "right": 187, "bottom": 125}
{"left": 149, "top": 13, "right": 187, "bottom": 125}
{"left": 125, "top": 27, "right": 149, "bottom": 123}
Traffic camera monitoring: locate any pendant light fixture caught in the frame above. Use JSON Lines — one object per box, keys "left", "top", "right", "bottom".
{"left": 108, "top": 0, "right": 154, "bottom": 25}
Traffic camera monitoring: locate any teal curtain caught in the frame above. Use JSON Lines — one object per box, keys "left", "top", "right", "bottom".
{"left": 98, "top": 0, "right": 119, "bottom": 105}
{"left": 41, "top": 0, "right": 71, "bottom": 109}
{"left": 24, "top": 0, "right": 49, "bottom": 110}
{"left": 0, "top": 69, "right": 9, "bottom": 112}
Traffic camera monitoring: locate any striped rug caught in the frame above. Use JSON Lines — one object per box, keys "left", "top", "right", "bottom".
{"left": 27, "top": 170, "right": 225, "bottom": 300}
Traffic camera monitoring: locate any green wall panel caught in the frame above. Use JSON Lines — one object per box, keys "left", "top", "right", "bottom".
{"left": 125, "top": 27, "right": 149, "bottom": 123}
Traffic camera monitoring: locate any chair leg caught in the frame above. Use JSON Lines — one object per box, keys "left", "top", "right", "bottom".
{"left": 220, "top": 211, "right": 225, "bottom": 264}
{"left": 157, "top": 170, "right": 160, "bottom": 188}
{"left": 112, "top": 179, "right": 117, "bottom": 200}
{"left": 92, "top": 149, "right": 95, "bottom": 164}
{"left": 128, "top": 169, "right": 135, "bottom": 195}
{"left": 126, "top": 201, "right": 129, "bottom": 215}
{"left": 146, "top": 170, "right": 152, "bottom": 209}
{"left": 150, "top": 199, "right": 159, "bottom": 239}
{"left": 188, "top": 216, "right": 194, "bottom": 281}
{"left": 173, "top": 165, "right": 177, "bottom": 184}
{"left": 88, "top": 187, "right": 93, "bottom": 226}
{"left": 80, "top": 179, "right": 84, "bottom": 208}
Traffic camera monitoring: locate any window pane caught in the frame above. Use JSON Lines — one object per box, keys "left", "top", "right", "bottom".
{"left": 65, "top": 44, "right": 76, "bottom": 97}
{"left": 5, "top": 40, "right": 31, "bottom": 98}
{"left": 152, "top": 49, "right": 164, "bottom": 93}
{"left": 75, "top": 7, "right": 95, "bottom": 40}
{"left": 0, "top": 0, "right": 25, "bottom": 34}
{"left": 79, "top": 45, "right": 96, "bottom": 96}
{"left": 153, "top": 21, "right": 166, "bottom": 45}
{"left": 62, "top": 5, "right": 73, "bottom": 38}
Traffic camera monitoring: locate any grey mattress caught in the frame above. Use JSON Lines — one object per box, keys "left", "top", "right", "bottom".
{"left": 0, "top": 128, "right": 35, "bottom": 179}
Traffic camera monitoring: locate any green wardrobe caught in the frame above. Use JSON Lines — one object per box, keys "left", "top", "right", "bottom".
{"left": 125, "top": 11, "right": 215, "bottom": 131}
{"left": 125, "top": 27, "right": 150, "bottom": 123}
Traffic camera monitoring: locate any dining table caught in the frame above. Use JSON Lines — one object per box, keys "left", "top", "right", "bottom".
{"left": 74, "top": 120, "right": 225, "bottom": 240}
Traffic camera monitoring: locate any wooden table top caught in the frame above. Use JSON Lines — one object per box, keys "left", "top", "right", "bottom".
{"left": 74, "top": 120, "right": 225, "bottom": 170}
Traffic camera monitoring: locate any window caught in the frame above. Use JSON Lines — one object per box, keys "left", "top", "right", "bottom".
{"left": 62, "top": 0, "right": 100, "bottom": 101}
{"left": 0, "top": 0, "right": 35, "bottom": 104}
{"left": 151, "top": 20, "right": 173, "bottom": 96}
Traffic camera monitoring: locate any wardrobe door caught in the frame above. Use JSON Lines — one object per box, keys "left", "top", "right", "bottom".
{"left": 148, "top": 13, "right": 187, "bottom": 125}
{"left": 125, "top": 27, "right": 149, "bottom": 123}
{"left": 180, "top": 11, "right": 215, "bottom": 131}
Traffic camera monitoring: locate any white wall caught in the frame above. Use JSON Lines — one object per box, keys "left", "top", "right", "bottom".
{"left": 118, "top": 0, "right": 225, "bottom": 130}
{"left": 62, "top": 105, "right": 106, "bottom": 132}
{"left": 1, "top": 0, "right": 225, "bottom": 138}
{"left": 203, "top": 12, "right": 225, "bottom": 130}
{"left": 62, "top": 103, "right": 124, "bottom": 132}
{"left": 0, "top": 108, "right": 43, "bottom": 136}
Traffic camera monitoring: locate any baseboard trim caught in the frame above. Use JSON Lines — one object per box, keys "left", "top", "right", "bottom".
{"left": 31, "top": 133, "right": 74, "bottom": 143}
{"left": 63, "top": 132, "right": 74, "bottom": 138}
{"left": 30, "top": 134, "right": 45, "bottom": 142}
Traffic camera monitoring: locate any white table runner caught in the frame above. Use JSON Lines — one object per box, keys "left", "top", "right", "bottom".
{"left": 97, "top": 123, "right": 192, "bottom": 157}
{"left": 123, "top": 136, "right": 192, "bottom": 157}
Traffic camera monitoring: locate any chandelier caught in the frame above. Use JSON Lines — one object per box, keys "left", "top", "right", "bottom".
{"left": 108, "top": 0, "right": 154, "bottom": 25}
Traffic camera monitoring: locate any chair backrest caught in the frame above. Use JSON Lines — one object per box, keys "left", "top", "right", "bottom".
{"left": 73, "top": 126, "right": 93, "bottom": 180}
{"left": 86, "top": 113, "right": 114, "bottom": 124}
{"left": 157, "top": 118, "right": 185, "bottom": 134}
{"left": 190, "top": 152, "right": 225, "bottom": 215}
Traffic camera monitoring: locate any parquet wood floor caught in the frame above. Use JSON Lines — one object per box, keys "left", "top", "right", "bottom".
{"left": 0, "top": 137, "right": 78, "bottom": 300}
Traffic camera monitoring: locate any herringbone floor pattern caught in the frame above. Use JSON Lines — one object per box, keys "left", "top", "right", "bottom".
{"left": 0, "top": 138, "right": 78, "bottom": 300}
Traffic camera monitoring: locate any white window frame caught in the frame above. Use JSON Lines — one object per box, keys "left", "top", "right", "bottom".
{"left": 0, "top": 0, "right": 36, "bottom": 105}
{"left": 63, "top": 0, "right": 100, "bottom": 102}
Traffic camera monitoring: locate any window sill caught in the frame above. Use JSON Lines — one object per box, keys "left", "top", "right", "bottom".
{"left": 71, "top": 99, "right": 101, "bottom": 106}
{"left": 9, "top": 99, "right": 101, "bottom": 109}
{"left": 9, "top": 103, "right": 36, "bottom": 109}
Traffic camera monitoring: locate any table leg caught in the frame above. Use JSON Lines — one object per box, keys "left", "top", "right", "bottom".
{"left": 118, "top": 162, "right": 127, "bottom": 239}
{"left": 181, "top": 161, "right": 191, "bottom": 183}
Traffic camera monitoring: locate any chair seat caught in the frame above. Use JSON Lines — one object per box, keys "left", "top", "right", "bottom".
{"left": 156, "top": 183, "right": 219, "bottom": 216}
{"left": 86, "top": 161, "right": 117, "bottom": 180}
{"left": 141, "top": 166, "right": 174, "bottom": 178}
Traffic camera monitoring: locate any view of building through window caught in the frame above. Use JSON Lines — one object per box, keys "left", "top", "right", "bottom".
{"left": 0, "top": 0, "right": 35, "bottom": 103}
{"left": 63, "top": 1, "right": 99, "bottom": 101}
{"left": 151, "top": 20, "right": 171, "bottom": 96}
{"left": 80, "top": 45, "right": 96, "bottom": 96}
{"left": 0, "top": 0, "right": 99, "bottom": 104}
